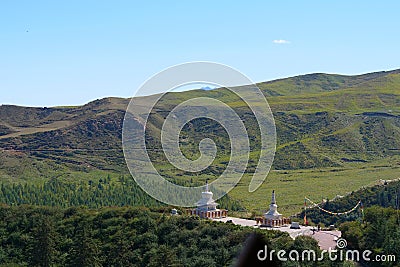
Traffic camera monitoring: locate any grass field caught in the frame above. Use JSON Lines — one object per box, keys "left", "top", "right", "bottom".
{"left": 228, "top": 156, "right": 400, "bottom": 216}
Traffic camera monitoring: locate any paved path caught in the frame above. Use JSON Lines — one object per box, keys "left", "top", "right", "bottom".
{"left": 213, "top": 216, "right": 259, "bottom": 227}
{"left": 304, "top": 230, "right": 341, "bottom": 250}
{"left": 212, "top": 217, "right": 340, "bottom": 250}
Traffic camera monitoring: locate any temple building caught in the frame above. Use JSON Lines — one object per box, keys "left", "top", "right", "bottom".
{"left": 256, "top": 190, "right": 290, "bottom": 227}
{"left": 187, "top": 181, "right": 228, "bottom": 219}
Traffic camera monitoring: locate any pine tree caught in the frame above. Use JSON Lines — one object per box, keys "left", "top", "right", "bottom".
{"left": 28, "top": 215, "right": 57, "bottom": 267}
{"left": 67, "top": 222, "right": 101, "bottom": 267}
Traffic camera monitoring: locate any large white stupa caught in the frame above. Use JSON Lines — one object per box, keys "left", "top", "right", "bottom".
{"left": 187, "top": 180, "right": 227, "bottom": 219}
{"left": 195, "top": 181, "right": 218, "bottom": 211}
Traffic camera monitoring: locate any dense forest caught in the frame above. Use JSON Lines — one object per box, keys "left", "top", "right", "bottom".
{"left": 340, "top": 206, "right": 400, "bottom": 267}
{"left": 0, "top": 177, "right": 243, "bottom": 211}
{"left": 0, "top": 179, "right": 398, "bottom": 266}
{"left": 0, "top": 205, "right": 347, "bottom": 267}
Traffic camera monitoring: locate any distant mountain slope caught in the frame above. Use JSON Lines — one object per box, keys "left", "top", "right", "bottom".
{"left": 0, "top": 69, "right": 399, "bottom": 182}
{"left": 258, "top": 69, "right": 400, "bottom": 96}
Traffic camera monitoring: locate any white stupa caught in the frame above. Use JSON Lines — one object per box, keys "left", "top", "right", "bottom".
{"left": 195, "top": 180, "right": 218, "bottom": 211}
{"left": 187, "top": 180, "right": 228, "bottom": 218}
{"left": 264, "top": 190, "right": 282, "bottom": 220}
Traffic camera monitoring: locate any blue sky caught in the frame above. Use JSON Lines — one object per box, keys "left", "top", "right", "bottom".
{"left": 1, "top": 0, "right": 399, "bottom": 107}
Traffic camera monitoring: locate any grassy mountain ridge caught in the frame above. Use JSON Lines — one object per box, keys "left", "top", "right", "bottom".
{"left": 0, "top": 70, "right": 399, "bottom": 174}
{"left": 0, "top": 69, "right": 399, "bottom": 213}
{"left": 258, "top": 69, "right": 400, "bottom": 96}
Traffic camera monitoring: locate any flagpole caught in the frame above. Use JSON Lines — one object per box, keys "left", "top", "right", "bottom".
{"left": 304, "top": 197, "right": 307, "bottom": 225}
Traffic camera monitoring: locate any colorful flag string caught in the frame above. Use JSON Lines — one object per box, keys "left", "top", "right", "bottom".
{"left": 305, "top": 197, "right": 362, "bottom": 216}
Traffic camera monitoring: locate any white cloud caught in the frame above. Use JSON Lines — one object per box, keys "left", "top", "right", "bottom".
{"left": 273, "top": 39, "right": 290, "bottom": 44}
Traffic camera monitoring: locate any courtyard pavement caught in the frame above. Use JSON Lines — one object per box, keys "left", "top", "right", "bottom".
{"left": 212, "top": 217, "right": 341, "bottom": 250}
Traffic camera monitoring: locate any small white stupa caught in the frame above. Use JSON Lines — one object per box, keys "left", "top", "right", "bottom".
{"left": 255, "top": 190, "right": 290, "bottom": 226}
{"left": 264, "top": 190, "right": 282, "bottom": 220}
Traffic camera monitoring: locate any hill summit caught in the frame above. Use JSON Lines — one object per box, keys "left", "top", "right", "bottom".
{"left": 0, "top": 69, "right": 399, "bottom": 182}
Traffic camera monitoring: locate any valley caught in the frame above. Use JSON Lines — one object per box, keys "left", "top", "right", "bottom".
{"left": 1, "top": 70, "right": 399, "bottom": 216}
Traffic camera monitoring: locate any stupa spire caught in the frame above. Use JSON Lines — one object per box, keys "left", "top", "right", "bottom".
{"left": 265, "top": 190, "right": 282, "bottom": 221}
{"left": 271, "top": 190, "right": 276, "bottom": 204}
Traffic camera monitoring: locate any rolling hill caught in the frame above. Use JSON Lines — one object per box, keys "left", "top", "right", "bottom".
{"left": 1, "top": 69, "right": 399, "bottom": 214}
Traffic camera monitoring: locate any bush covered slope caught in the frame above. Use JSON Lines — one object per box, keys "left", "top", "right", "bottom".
{"left": 0, "top": 70, "right": 399, "bottom": 214}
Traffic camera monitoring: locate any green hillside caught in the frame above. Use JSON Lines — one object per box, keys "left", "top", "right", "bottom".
{"left": 1, "top": 69, "right": 399, "bottom": 215}
{"left": 258, "top": 69, "right": 400, "bottom": 96}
